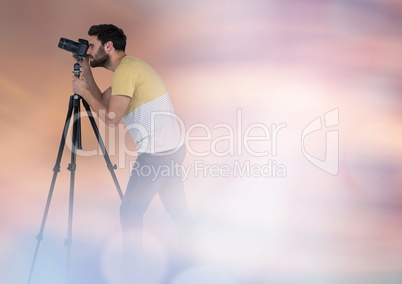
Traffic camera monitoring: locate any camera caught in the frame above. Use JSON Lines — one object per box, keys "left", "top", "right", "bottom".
{"left": 58, "top": 38, "right": 89, "bottom": 61}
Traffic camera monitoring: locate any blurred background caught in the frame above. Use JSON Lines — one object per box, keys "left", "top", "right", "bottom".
{"left": 1, "top": 0, "right": 402, "bottom": 283}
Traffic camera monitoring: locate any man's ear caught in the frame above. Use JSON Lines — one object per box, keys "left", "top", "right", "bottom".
{"left": 105, "top": 41, "right": 113, "bottom": 52}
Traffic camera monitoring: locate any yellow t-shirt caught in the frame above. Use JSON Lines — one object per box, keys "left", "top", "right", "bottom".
{"left": 111, "top": 56, "right": 167, "bottom": 115}
{"left": 111, "top": 56, "right": 183, "bottom": 154}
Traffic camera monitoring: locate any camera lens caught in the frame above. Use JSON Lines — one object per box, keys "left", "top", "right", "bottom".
{"left": 58, "top": 38, "right": 79, "bottom": 53}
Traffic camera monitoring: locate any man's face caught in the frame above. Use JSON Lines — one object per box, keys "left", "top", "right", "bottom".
{"left": 87, "top": 36, "right": 109, "bottom": 68}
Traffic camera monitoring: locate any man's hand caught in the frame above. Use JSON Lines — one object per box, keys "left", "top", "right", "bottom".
{"left": 72, "top": 55, "right": 91, "bottom": 76}
{"left": 77, "top": 55, "right": 91, "bottom": 74}
{"left": 72, "top": 73, "right": 88, "bottom": 98}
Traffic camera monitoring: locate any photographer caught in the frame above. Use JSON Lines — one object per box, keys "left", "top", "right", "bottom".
{"left": 71, "top": 24, "right": 192, "bottom": 280}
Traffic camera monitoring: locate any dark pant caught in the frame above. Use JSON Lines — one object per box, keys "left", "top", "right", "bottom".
{"left": 120, "top": 145, "right": 192, "bottom": 260}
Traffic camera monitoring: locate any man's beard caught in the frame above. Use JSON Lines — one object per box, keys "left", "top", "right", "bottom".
{"left": 90, "top": 46, "right": 109, "bottom": 68}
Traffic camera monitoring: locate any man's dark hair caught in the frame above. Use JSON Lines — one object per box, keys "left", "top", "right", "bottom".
{"left": 88, "top": 24, "right": 127, "bottom": 52}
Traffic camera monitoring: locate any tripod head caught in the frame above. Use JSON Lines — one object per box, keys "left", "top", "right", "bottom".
{"left": 71, "top": 62, "right": 83, "bottom": 150}
{"left": 73, "top": 62, "right": 81, "bottom": 78}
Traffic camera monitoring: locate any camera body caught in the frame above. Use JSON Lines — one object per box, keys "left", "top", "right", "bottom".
{"left": 58, "top": 38, "right": 89, "bottom": 61}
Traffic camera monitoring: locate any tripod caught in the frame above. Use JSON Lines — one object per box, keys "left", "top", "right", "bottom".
{"left": 27, "top": 63, "right": 123, "bottom": 284}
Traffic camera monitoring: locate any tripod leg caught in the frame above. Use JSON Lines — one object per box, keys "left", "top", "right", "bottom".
{"left": 75, "top": 97, "right": 82, "bottom": 150}
{"left": 64, "top": 95, "right": 81, "bottom": 283}
{"left": 81, "top": 99, "right": 124, "bottom": 200}
{"left": 27, "top": 96, "right": 75, "bottom": 284}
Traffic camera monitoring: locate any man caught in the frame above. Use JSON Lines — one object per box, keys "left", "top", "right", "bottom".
{"left": 71, "top": 24, "right": 192, "bottom": 276}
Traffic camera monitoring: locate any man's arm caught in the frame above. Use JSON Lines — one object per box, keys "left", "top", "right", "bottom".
{"left": 76, "top": 57, "right": 103, "bottom": 102}
{"left": 84, "top": 91, "right": 130, "bottom": 126}
{"left": 76, "top": 57, "right": 114, "bottom": 107}
{"left": 72, "top": 73, "right": 130, "bottom": 126}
